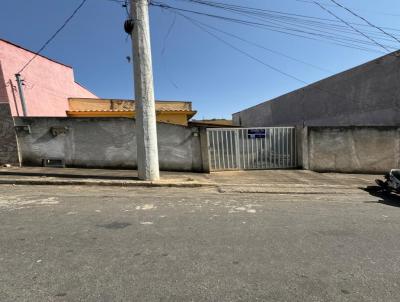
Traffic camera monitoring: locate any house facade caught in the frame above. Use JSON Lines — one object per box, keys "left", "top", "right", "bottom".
{"left": 0, "top": 39, "right": 198, "bottom": 126}
{"left": 0, "top": 39, "right": 204, "bottom": 167}
{"left": 0, "top": 39, "right": 97, "bottom": 117}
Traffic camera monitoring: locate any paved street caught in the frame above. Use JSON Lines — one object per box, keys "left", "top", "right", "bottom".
{"left": 1, "top": 184, "right": 400, "bottom": 301}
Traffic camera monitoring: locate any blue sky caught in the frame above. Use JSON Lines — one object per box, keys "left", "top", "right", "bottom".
{"left": 1, "top": 0, "right": 400, "bottom": 119}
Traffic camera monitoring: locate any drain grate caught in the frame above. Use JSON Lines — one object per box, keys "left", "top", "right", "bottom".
{"left": 42, "top": 158, "right": 65, "bottom": 168}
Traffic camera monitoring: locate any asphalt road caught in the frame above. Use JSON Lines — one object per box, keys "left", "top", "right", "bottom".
{"left": 1, "top": 185, "right": 400, "bottom": 302}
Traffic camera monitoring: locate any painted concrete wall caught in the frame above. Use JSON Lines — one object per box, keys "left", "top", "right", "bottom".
{"left": 233, "top": 51, "right": 400, "bottom": 127}
{"left": 303, "top": 126, "right": 400, "bottom": 174}
{"left": 0, "top": 39, "right": 97, "bottom": 117}
{"left": 0, "top": 103, "right": 19, "bottom": 164}
{"left": 14, "top": 117, "right": 204, "bottom": 171}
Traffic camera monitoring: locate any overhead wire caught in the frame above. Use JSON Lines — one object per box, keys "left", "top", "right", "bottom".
{"left": 184, "top": 0, "right": 398, "bottom": 50}
{"left": 178, "top": 16, "right": 333, "bottom": 74}
{"left": 312, "top": 1, "right": 392, "bottom": 52}
{"left": 328, "top": 0, "right": 400, "bottom": 45}
{"left": 150, "top": 1, "right": 393, "bottom": 53}
{"left": 173, "top": 0, "right": 400, "bottom": 38}
{"left": 162, "top": 12, "right": 177, "bottom": 55}
{"left": 104, "top": 0, "right": 126, "bottom": 3}
{"left": 155, "top": 1, "right": 398, "bottom": 50}
{"left": 152, "top": 4, "right": 400, "bottom": 117}
{"left": 17, "top": 0, "right": 89, "bottom": 74}
{"left": 160, "top": 10, "right": 180, "bottom": 88}
{"left": 176, "top": 11, "right": 309, "bottom": 85}
{"left": 297, "top": 0, "right": 400, "bottom": 17}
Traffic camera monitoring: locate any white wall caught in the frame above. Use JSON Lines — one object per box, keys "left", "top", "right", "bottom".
{"left": 303, "top": 126, "right": 400, "bottom": 174}
{"left": 15, "top": 117, "right": 205, "bottom": 172}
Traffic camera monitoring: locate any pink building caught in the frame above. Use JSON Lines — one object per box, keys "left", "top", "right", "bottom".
{"left": 0, "top": 39, "right": 97, "bottom": 117}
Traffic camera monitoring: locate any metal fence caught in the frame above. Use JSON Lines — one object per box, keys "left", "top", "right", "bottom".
{"left": 207, "top": 127, "right": 297, "bottom": 171}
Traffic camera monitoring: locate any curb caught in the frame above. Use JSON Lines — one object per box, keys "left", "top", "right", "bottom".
{"left": 217, "top": 188, "right": 365, "bottom": 195}
{"left": 217, "top": 184, "right": 367, "bottom": 194}
{"left": 0, "top": 178, "right": 370, "bottom": 194}
{"left": 0, "top": 179, "right": 367, "bottom": 195}
{"left": 0, "top": 179, "right": 217, "bottom": 188}
{"left": 0, "top": 171, "right": 137, "bottom": 180}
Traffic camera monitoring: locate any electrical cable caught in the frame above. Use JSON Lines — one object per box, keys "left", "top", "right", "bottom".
{"left": 151, "top": 2, "right": 392, "bottom": 53}
{"left": 17, "top": 0, "right": 89, "bottom": 74}
{"left": 152, "top": 2, "right": 395, "bottom": 50}
{"left": 181, "top": 15, "right": 333, "bottom": 74}
{"left": 157, "top": 7, "right": 400, "bottom": 117}
{"left": 173, "top": 0, "right": 400, "bottom": 37}
{"left": 297, "top": 0, "right": 400, "bottom": 18}
{"left": 177, "top": 12, "right": 309, "bottom": 85}
{"left": 328, "top": 0, "right": 400, "bottom": 45}
{"left": 313, "top": 1, "right": 391, "bottom": 52}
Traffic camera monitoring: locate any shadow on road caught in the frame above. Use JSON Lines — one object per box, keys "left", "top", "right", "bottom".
{"left": 362, "top": 186, "right": 400, "bottom": 208}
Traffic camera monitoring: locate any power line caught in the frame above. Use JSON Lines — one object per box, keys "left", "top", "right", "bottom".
{"left": 312, "top": 0, "right": 392, "bottom": 52}
{"left": 155, "top": 2, "right": 396, "bottom": 51}
{"left": 104, "top": 0, "right": 126, "bottom": 3}
{"left": 328, "top": 0, "right": 400, "bottom": 45}
{"left": 181, "top": 15, "right": 333, "bottom": 74}
{"left": 173, "top": 0, "right": 400, "bottom": 38}
{"left": 297, "top": 0, "right": 400, "bottom": 17}
{"left": 154, "top": 5, "right": 400, "bottom": 116}
{"left": 161, "top": 12, "right": 177, "bottom": 55}
{"left": 160, "top": 10, "right": 180, "bottom": 89}
{"left": 105, "top": 0, "right": 130, "bottom": 15}
{"left": 151, "top": 1, "right": 392, "bottom": 53}
{"left": 17, "top": 0, "right": 89, "bottom": 74}
{"left": 177, "top": 12, "right": 309, "bottom": 85}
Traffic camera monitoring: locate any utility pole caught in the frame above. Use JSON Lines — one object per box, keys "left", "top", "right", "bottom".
{"left": 130, "top": 0, "right": 160, "bottom": 181}
{"left": 15, "top": 74, "right": 28, "bottom": 116}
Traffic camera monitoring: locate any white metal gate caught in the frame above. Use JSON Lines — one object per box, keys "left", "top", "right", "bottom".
{"left": 207, "top": 127, "right": 297, "bottom": 171}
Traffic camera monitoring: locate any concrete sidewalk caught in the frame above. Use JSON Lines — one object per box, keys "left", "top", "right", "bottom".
{"left": 211, "top": 170, "right": 379, "bottom": 194}
{"left": 0, "top": 167, "right": 213, "bottom": 188}
{"left": 0, "top": 166, "right": 380, "bottom": 193}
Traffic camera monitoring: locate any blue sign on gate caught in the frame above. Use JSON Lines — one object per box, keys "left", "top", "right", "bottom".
{"left": 247, "top": 129, "right": 267, "bottom": 139}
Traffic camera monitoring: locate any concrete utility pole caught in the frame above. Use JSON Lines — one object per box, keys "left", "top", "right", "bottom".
{"left": 15, "top": 74, "right": 28, "bottom": 117}
{"left": 130, "top": 0, "right": 160, "bottom": 181}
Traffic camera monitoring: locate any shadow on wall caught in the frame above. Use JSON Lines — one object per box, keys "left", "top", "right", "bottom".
{"left": 0, "top": 103, "right": 19, "bottom": 164}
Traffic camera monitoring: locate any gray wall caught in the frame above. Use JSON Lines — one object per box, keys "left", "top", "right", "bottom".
{"left": 0, "top": 103, "right": 19, "bottom": 164}
{"left": 233, "top": 51, "right": 400, "bottom": 127}
{"left": 15, "top": 117, "right": 205, "bottom": 172}
{"left": 303, "top": 126, "right": 400, "bottom": 174}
